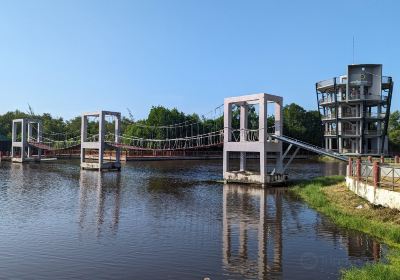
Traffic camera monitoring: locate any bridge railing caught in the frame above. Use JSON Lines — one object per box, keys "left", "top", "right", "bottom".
{"left": 228, "top": 128, "right": 260, "bottom": 142}
{"left": 28, "top": 135, "right": 83, "bottom": 151}
{"left": 108, "top": 130, "right": 224, "bottom": 150}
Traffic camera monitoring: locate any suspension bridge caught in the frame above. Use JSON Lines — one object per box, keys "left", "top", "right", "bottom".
{"left": 10, "top": 93, "right": 347, "bottom": 184}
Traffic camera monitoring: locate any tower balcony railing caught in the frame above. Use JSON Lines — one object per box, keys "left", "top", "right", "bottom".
{"left": 364, "top": 129, "right": 382, "bottom": 136}
{"left": 317, "top": 76, "right": 391, "bottom": 90}
{"left": 339, "top": 112, "right": 360, "bottom": 118}
{"left": 320, "top": 94, "right": 385, "bottom": 104}
{"left": 321, "top": 114, "right": 336, "bottom": 121}
{"left": 365, "top": 113, "right": 386, "bottom": 119}
{"left": 324, "top": 130, "right": 337, "bottom": 136}
{"left": 347, "top": 94, "right": 382, "bottom": 101}
{"left": 317, "top": 78, "right": 335, "bottom": 89}
{"left": 342, "top": 148, "right": 357, "bottom": 154}
{"left": 324, "top": 129, "right": 383, "bottom": 136}
{"left": 319, "top": 97, "right": 336, "bottom": 104}
{"left": 341, "top": 130, "right": 360, "bottom": 136}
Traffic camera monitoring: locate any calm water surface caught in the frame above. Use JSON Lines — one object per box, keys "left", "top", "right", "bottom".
{"left": 0, "top": 160, "right": 385, "bottom": 279}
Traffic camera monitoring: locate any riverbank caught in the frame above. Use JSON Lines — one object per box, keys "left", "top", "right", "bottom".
{"left": 289, "top": 176, "right": 400, "bottom": 280}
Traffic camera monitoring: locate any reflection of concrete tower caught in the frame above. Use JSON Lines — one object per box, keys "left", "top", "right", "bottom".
{"left": 222, "top": 184, "right": 282, "bottom": 279}
{"left": 317, "top": 64, "right": 393, "bottom": 155}
{"left": 79, "top": 171, "right": 121, "bottom": 236}
{"left": 347, "top": 235, "right": 381, "bottom": 262}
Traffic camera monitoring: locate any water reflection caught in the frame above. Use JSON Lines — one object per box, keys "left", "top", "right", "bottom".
{"left": 0, "top": 160, "right": 387, "bottom": 279}
{"left": 79, "top": 171, "right": 121, "bottom": 236}
{"left": 315, "top": 217, "right": 382, "bottom": 262}
{"left": 223, "top": 184, "right": 283, "bottom": 279}
{"left": 222, "top": 183, "right": 383, "bottom": 280}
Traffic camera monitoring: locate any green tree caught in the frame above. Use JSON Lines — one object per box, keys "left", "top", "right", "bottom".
{"left": 283, "top": 103, "right": 323, "bottom": 146}
{"left": 388, "top": 110, "right": 400, "bottom": 151}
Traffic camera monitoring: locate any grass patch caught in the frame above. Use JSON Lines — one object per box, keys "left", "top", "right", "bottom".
{"left": 290, "top": 176, "right": 400, "bottom": 279}
{"left": 315, "top": 155, "right": 342, "bottom": 162}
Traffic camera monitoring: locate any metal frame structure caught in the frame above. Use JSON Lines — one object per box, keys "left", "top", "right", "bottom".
{"left": 316, "top": 64, "right": 393, "bottom": 156}
{"left": 80, "top": 111, "right": 121, "bottom": 171}
{"left": 11, "top": 118, "right": 42, "bottom": 163}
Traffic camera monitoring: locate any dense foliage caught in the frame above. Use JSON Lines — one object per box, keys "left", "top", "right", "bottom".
{"left": 388, "top": 110, "right": 400, "bottom": 152}
{"left": 282, "top": 103, "right": 323, "bottom": 146}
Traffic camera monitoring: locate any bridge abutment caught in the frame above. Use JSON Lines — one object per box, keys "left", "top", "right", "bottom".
{"left": 223, "top": 93, "right": 286, "bottom": 186}
{"left": 11, "top": 119, "right": 42, "bottom": 163}
{"left": 80, "top": 111, "right": 121, "bottom": 171}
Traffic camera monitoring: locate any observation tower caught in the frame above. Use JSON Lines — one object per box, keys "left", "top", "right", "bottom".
{"left": 316, "top": 64, "right": 393, "bottom": 155}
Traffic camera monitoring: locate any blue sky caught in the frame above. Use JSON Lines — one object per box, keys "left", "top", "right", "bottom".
{"left": 0, "top": 0, "right": 398, "bottom": 120}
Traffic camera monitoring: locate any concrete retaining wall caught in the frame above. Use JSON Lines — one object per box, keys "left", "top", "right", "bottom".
{"left": 346, "top": 177, "right": 400, "bottom": 210}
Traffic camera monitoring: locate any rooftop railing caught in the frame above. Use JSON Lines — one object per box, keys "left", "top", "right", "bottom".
{"left": 317, "top": 76, "right": 392, "bottom": 90}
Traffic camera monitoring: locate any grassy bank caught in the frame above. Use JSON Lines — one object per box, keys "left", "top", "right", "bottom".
{"left": 290, "top": 176, "right": 400, "bottom": 280}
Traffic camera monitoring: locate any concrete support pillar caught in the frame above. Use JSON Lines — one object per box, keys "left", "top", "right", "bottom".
{"left": 223, "top": 103, "right": 232, "bottom": 178}
{"left": 115, "top": 114, "right": 121, "bottom": 164}
{"left": 21, "top": 119, "right": 26, "bottom": 161}
{"left": 27, "top": 121, "right": 33, "bottom": 158}
{"left": 240, "top": 104, "right": 248, "bottom": 172}
{"left": 259, "top": 96, "right": 268, "bottom": 182}
{"left": 37, "top": 122, "right": 42, "bottom": 160}
{"left": 260, "top": 151, "right": 267, "bottom": 184}
{"left": 80, "top": 115, "right": 88, "bottom": 166}
{"left": 259, "top": 96, "right": 267, "bottom": 142}
{"left": 11, "top": 121, "right": 17, "bottom": 158}
{"left": 224, "top": 103, "right": 232, "bottom": 142}
{"left": 240, "top": 152, "right": 246, "bottom": 172}
{"left": 98, "top": 113, "right": 105, "bottom": 170}
{"left": 274, "top": 102, "right": 282, "bottom": 137}
{"left": 275, "top": 101, "right": 283, "bottom": 173}
{"left": 380, "top": 155, "right": 384, "bottom": 164}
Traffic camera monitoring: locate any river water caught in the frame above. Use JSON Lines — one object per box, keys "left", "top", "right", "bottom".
{"left": 0, "top": 160, "right": 385, "bottom": 279}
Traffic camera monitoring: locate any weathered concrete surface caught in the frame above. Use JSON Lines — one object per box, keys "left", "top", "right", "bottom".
{"left": 224, "top": 171, "right": 287, "bottom": 185}
{"left": 346, "top": 177, "right": 400, "bottom": 210}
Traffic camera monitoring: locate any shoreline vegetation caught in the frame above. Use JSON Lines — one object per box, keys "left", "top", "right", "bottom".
{"left": 289, "top": 176, "right": 400, "bottom": 280}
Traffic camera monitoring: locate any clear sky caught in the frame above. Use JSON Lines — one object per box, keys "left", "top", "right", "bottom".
{"left": 0, "top": 0, "right": 398, "bottom": 120}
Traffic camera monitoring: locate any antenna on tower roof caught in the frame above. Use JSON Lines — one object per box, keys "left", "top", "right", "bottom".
{"left": 352, "top": 36, "right": 355, "bottom": 64}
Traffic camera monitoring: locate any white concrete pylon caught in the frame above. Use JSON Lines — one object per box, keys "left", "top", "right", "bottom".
{"left": 223, "top": 93, "right": 285, "bottom": 186}
{"left": 80, "top": 111, "right": 121, "bottom": 171}
{"left": 11, "top": 118, "right": 42, "bottom": 163}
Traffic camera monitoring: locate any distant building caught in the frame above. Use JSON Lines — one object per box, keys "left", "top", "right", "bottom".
{"left": 316, "top": 64, "right": 394, "bottom": 155}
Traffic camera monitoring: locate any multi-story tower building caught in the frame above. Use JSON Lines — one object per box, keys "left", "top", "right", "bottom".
{"left": 316, "top": 64, "right": 393, "bottom": 155}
